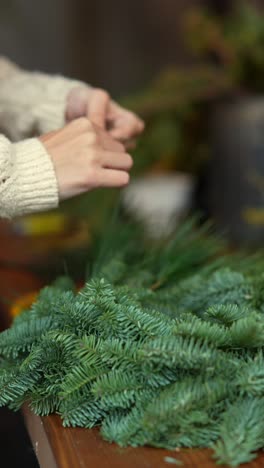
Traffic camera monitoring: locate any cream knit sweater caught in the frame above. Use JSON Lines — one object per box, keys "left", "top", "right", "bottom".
{"left": 0, "top": 57, "right": 84, "bottom": 219}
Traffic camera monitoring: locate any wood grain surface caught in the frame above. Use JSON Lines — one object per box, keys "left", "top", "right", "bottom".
{"left": 23, "top": 408, "right": 264, "bottom": 468}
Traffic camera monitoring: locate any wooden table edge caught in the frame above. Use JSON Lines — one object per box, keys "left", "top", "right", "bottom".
{"left": 23, "top": 404, "right": 58, "bottom": 468}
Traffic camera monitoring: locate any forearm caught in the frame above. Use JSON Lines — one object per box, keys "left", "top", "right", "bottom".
{"left": 0, "top": 134, "right": 58, "bottom": 218}
{"left": 0, "top": 57, "right": 86, "bottom": 141}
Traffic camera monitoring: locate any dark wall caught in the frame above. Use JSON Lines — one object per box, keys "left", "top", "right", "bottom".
{"left": 0, "top": 0, "right": 203, "bottom": 96}
{"left": 1, "top": 1, "right": 260, "bottom": 97}
{"left": 68, "top": 0, "right": 203, "bottom": 96}
{"left": 0, "top": 0, "right": 70, "bottom": 74}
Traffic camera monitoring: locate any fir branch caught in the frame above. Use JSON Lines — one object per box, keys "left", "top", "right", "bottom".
{"left": 237, "top": 352, "right": 264, "bottom": 396}
{"left": 0, "top": 316, "right": 56, "bottom": 358}
{"left": 60, "top": 391, "right": 105, "bottom": 428}
{"left": 1, "top": 219, "right": 264, "bottom": 466}
{"left": 213, "top": 398, "right": 264, "bottom": 466}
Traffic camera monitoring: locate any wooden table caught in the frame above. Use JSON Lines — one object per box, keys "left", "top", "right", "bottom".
{"left": 1, "top": 268, "right": 264, "bottom": 468}
{"left": 21, "top": 405, "right": 264, "bottom": 468}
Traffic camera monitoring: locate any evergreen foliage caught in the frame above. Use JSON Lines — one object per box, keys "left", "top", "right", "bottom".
{"left": 1, "top": 220, "right": 264, "bottom": 466}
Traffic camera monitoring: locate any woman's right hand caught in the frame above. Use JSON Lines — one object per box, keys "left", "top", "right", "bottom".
{"left": 39, "top": 117, "right": 133, "bottom": 200}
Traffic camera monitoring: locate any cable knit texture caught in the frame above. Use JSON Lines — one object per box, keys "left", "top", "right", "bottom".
{"left": 0, "top": 56, "right": 87, "bottom": 218}
{"left": 0, "top": 136, "right": 58, "bottom": 218}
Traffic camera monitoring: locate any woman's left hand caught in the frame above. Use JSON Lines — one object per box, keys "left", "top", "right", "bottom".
{"left": 66, "top": 87, "right": 145, "bottom": 149}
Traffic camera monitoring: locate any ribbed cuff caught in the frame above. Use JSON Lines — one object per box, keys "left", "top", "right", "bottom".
{"left": 13, "top": 138, "right": 59, "bottom": 216}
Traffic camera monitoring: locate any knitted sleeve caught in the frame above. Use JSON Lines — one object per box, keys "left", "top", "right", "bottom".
{"left": 0, "top": 56, "right": 87, "bottom": 141}
{"left": 0, "top": 134, "right": 58, "bottom": 218}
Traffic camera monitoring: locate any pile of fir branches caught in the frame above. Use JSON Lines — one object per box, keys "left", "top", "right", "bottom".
{"left": 1, "top": 219, "right": 264, "bottom": 467}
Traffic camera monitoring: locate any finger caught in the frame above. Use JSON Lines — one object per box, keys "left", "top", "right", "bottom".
{"left": 98, "top": 169, "right": 130, "bottom": 188}
{"left": 109, "top": 115, "right": 145, "bottom": 141}
{"left": 102, "top": 151, "right": 133, "bottom": 170}
{"left": 66, "top": 87, "right": 89, "bottom": 122}
{"left": 87, "top": 89, "right": 110, "bottom": 129}
{"left": 97, "top": 128, "right": 125, "bottom": 152}
{"left": 63, "top": 117, "right": 93, "bottom": 140}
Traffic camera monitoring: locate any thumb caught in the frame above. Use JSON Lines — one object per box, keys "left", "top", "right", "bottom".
{"left": 87, "top": 89, "right": 110, "bottom": 129}
{"left": 66, "top": 87, "right": 89, "bottom": 122}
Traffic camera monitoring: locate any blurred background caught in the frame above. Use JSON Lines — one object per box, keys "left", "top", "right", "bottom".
{"left": 0, "top": 0, "right": 219, "bottom": 94}
{"left": 1, "top": 2, "right": 264, "bottom": 466}
{"left": 0, "top": 0, "right": 264, "bottom": 282}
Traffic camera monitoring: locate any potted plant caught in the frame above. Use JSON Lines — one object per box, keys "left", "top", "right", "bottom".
{"left": 185, "top": 2, "right": 264, "bottom": 246}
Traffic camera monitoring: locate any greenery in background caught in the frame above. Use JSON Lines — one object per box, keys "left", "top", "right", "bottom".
{"left": 119, "top": 1, "right": 264, "bottom": 177}
{"left": 185, "top": 1, "right": 264, "bottom": 92}
{"left": 2, "top": 219, "right": 264, "bottom": 466}
{"left": 122, "top": 67, "right": 232, "bottom": 176}
{"left": 120, "top": 67, "right": 232, "bottom": 176}
{"left": 57, "top": 2, "right": 264, "bottom": 242}
{"left": 60, "top": 187, "right": 119, "bottom": 228}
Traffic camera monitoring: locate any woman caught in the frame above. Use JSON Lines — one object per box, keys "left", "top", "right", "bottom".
{"left": 0, "top": 57, "right": 144, "bottom": 218}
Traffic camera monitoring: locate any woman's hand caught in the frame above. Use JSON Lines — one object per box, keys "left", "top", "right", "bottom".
{"left": 66, "top": 87, "right": 145, "bottom": 148}
{"left": 39, "top": 117, "right": 133, "bottom": 200}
